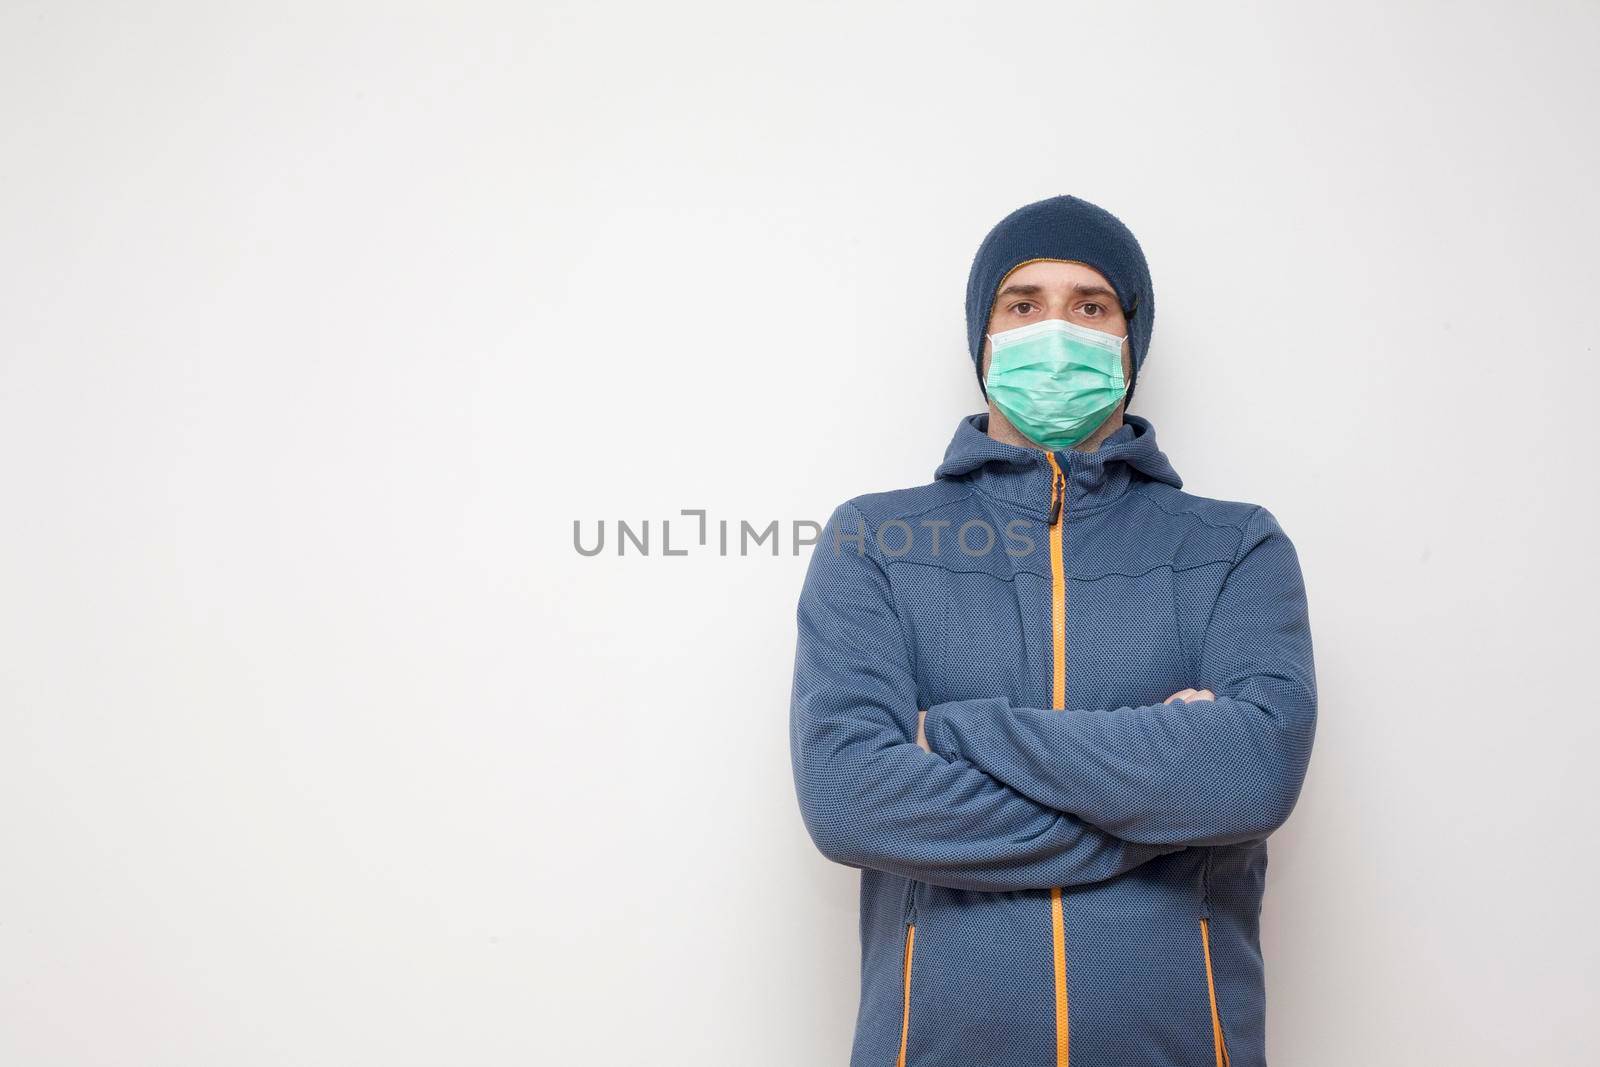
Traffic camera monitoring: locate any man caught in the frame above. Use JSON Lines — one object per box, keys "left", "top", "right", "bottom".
{"left": 789, "top": 194, "right": 1316, "bottom": 1067}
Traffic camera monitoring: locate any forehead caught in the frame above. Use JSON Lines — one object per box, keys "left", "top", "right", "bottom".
{"left": 996, "top": 258, "right": 1115, "bottom": 293}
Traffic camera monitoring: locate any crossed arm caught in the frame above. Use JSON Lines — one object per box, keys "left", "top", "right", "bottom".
{"left": 916, "top": 687, "right": 1215, "bottom": 755}
{"left": 915, "top": 506, "right": 1317, "bottom": 848}
{"left": 789, "top": 502, "right": 1317, "bottom": 891}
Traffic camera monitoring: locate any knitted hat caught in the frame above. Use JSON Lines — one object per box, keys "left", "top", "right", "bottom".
{"left": 965, "top": 194, "right": 1156, "bottom": 407}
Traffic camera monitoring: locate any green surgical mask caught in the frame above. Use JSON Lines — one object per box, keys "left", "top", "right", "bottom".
{"left": 984, "top": 318, "right": 1128, "bottom": 450}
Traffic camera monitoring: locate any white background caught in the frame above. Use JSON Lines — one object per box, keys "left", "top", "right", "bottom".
{"left": 3, "top": 2, "right": 1597, "bottom": 1064}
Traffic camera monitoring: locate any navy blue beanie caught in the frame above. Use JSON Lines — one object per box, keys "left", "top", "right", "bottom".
{"left": 965, "top": 194, "right": 1156, "bottom": 407}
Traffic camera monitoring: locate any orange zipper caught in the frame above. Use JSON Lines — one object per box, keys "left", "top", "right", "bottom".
{"left": 1044, "top": 452, "right": 1070, "bottom": 1066}
{"left": 895, "top": 919, "right": 916, "bottom": 1067}
{"left": 1045, "top": 453, "right": 1067, "bottom": 710}
{"left": 1200, "top": 916, "right": 1232, "bottom": 1067}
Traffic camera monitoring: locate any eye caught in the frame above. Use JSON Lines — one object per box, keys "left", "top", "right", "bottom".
{"left": 1012, "top": 301, "right": 1037, "bottom": 316}
{"left": 1081, "top": 302, "right": 1103, "bottom": 317}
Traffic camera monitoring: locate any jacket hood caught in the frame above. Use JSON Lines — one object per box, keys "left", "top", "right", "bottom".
{"left": 934, "top": 412, "right": 1182, "bottom": 519}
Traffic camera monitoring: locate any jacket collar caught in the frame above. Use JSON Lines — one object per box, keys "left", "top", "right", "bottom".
{"left": 934, "top": 411, "right": 1183, "bottom": 519}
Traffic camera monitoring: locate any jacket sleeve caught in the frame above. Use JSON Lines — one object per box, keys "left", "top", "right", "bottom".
{"left": 790, "top": 502, "right": 1186, "bottom": 893}
{"left": 919, "top": 506, "right": 1317, "bottom": 848}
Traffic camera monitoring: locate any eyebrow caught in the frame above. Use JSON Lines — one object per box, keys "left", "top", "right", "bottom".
{"left": 996, "top": 282, "right": 1120, "bottom": 302}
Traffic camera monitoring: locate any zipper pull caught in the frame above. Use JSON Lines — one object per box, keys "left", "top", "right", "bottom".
{"left": 1047, "top": 460, "right": 1065, "bottom": 526}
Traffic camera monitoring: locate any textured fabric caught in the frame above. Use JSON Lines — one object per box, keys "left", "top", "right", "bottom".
{"left": 965, "top": 194, "right": 1156, "bottom": 406}
{"left": 789, "top": 411, "right": 1316, "bottom": 1067}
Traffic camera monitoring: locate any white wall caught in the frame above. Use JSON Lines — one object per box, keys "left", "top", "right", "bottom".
{"left": 3, "top": 2, "right": 1597, "bottom": 1064}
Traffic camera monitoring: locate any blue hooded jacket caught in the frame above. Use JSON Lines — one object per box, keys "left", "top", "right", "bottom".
{"left": 789, "top": 411, "right": 1317, "bottom": 1067}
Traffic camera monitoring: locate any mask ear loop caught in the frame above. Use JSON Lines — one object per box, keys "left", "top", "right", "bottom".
{"left": 1121, "top": 291, "right": 1140, "bottom": 407}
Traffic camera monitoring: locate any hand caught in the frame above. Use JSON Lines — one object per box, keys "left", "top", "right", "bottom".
{"left": 917, "top": 709, "right": 930, "bottom": 752}
{"left": 1164, "top": 687, "right": 1216, "bottom": 704}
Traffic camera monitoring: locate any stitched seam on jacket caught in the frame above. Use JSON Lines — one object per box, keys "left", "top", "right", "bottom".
{"left": 848, "top": 486, "right": 981, "bottom": 528}
{"left": 881, "top": 556, "right": 1235, "bottom": 582}
{"left": 1137, "top": 487, "right": 1260, "bottom": 534}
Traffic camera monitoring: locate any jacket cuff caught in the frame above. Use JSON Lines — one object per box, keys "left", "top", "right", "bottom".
{"left": 923, "top": 698, "right": 1009, "bottom": 762}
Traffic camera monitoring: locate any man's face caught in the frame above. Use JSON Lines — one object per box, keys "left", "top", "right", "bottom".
{"left": 980, "top": 259, "right": 1133, "bottom": 383}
